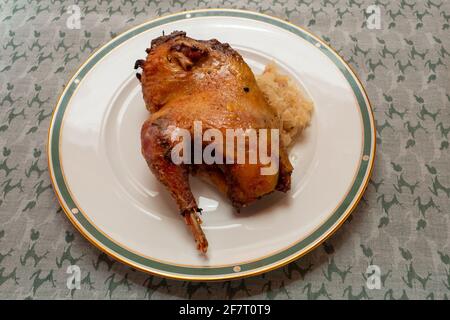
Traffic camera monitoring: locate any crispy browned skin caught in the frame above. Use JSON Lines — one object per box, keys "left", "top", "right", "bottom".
{"left": 136, "top": 31, "right": 293, "bottom": 252}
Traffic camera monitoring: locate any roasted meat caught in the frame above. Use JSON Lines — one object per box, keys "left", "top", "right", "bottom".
{"left": 135, "top": 31, "right": 293, "bottom": 253}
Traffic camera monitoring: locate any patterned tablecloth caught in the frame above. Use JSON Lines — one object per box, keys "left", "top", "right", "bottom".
{"left": 0, "top": 0, "right": 449, "bottom": 300}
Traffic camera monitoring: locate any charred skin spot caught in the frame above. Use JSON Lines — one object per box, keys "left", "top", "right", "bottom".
{"left": 150, "top": 30, "right": 187, "bottom": 50}
{"left": 134, "top": 59, "right": 145, "bottom": 70}
{"left": 134, "top": 59, "right": 145, "bottom": 82}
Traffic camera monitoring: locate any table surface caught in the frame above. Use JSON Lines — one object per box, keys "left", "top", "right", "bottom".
{"left": 0, "top": 0, "right": 449, "bottom": 299}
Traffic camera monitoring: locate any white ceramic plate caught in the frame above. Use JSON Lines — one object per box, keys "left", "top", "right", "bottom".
{"left": 48, "top": 9, "right": 375, "bottom": 280}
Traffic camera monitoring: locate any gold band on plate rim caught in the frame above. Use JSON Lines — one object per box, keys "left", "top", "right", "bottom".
{"left": 47, "top": 8, "right": 376, "bottom": 281}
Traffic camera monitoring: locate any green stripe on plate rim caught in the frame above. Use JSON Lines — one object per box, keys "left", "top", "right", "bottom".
{"left": 49, "top": 9, "right": 374, "bottom": 277}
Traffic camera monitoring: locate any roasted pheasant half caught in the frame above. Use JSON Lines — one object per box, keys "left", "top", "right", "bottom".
{"left": 135, "top": 31, "right": 293, "bottom": 253}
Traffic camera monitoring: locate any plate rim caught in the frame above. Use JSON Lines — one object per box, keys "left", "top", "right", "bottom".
{"left": 47, "top": 8, "right": 376, "bottom": 281}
